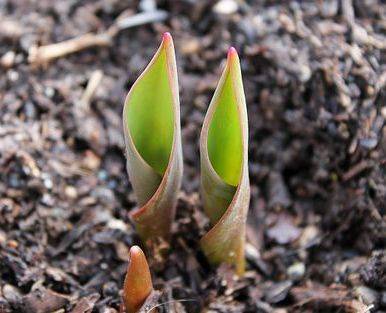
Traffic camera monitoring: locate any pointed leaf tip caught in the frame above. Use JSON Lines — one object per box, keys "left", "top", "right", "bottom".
{"left": 162, "top": 32, "right": 172, "bottom": 43}
{"left": 227, "top": 46, "right": 238, "bottom": 59}
{"left": 129, "top": 245, "right": 143, "bottom": 260}
{"left": 123, "top": 246, "right": 153, "bottom": 313}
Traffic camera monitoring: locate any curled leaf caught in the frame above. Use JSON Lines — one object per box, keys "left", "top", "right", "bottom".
{"left": 200, "top": 47, "right": 250, "bottom": 275}
{"left": 123, "top": 246, "right": 153, "bottom": 313}
{"left": 123, "top": 33, "right": 183, "bottom": 242}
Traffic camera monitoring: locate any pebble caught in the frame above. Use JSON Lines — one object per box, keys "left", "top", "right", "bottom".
{"left": 82, "top": 150, "right": 101, "bottom": 171}
{"left": 213, "top": 0, "right": 238, "bottom": 15}
{"left": 107, "top": 179, "right": 117, "bottom": 189}
{"left": 255, "top": 300, "right": 273, "bottom": 312}
{"left": 91, "top": 186, "right": 114, "bottom": 203}
{"left": 0, "top": 19, "right": 23, "bottom": 39}
{"left": 267, "top": 215, "right": 301, "bottom": 244}
{"left": 44, "top": 86, "right": 55, "bottom": 98}
{"left": 2, "top": 284, "right": 22, "bottom": 303}
{"left": 115, "top": 241, "right": 130, "bottom": 262}
{"left": 180, "top": 38, "right": 200, "bottom": 55}
{"left": 7, "top": 240, "right": 18, "bottom": 249}
{"left": 320, "top": 0, "right": 339, "bottom": 17}
{"left": 355, "top": 286, "right": 378, "bottom": 306}
{"left": 7, "top": 69, "right": 19, "bottom": 82}
{"left": 65, "top": 185, "right": 77, "bottom": 199}
{"left": 9, "top": 173, "right": 21, "bottom": 188}
{"left": 380, "top": 291, "right": 386, "bottom": 307}
{"left": 0, "top": 230, "right": 6, "bottom": 244}
{"left": 24, "top": 101, "right": 37, "bottom": 119}
{"left": 299, "top": 65, "right": 311, "bottom": 82}
{"left": 264, "top": 281, "right": 293, "bottom": 304}
{"left": 102, "top": 281, "right": 118, "bottom": 297}
{"left": 41, "top": 194, "right": 54, "bottom": 206}
{"left": 139, "top": 0, "right": 156, "bottom": 12}
{"left": 43, "top": 178, "right": 53, "bottom": 189}
{"left": 107, "top": 218, "right": 128, "bottom": 231}
{"left": 287, "top": 262, "right": 305, "bottom": 280}
{"left": 0, "top": 51, "right": 15, "bottom": 68}
{"left": 359, "top": 137, "right": 378, "bottom": 150}
{"left": 98, "top": 170, "right": 108, "bottom": 181}
{"left": 381, "top": 106, "right": 386, "bottom": 119}
{"left": 297, "top": 225, "right": 320, "bottom": 248}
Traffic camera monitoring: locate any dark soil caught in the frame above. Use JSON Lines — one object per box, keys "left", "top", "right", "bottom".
{"left": 0, "top": 0, "right": 385, "bottom": 312}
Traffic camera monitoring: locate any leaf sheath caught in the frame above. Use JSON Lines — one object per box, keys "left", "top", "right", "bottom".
{"left": 123, "top": 33, "right": 183, "bottom": 242}
{"left": 200, "top": 48, "right": 250, "bottom": 275}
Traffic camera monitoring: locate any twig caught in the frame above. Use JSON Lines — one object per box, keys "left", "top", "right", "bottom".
{"left": 342, "top": 160, "right": 373, "bottom": 182}
{"left": 342, "top": 0, "right": 386, "bottom": 49}
{"left": 115, "top": 10, "right": 167, "bottom": 30}
{"left": 79, "top": 70, "right": 104, "bottom": 111}
{"left": 28, "top": 10, "right": 168, "bottom": 65}
{"left": 28, "top": 33, "right": 111, "bottom": 65}
{"left": 146, "top": 299, "right": 199, "bottom": 312}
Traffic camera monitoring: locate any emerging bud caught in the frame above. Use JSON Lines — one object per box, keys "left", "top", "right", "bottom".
{"left": 123, "top": 246, "right": 153, "bottom": 313}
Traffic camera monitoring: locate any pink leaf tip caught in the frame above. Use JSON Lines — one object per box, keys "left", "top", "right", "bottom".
{"left": 162, "top": 32, "right": 172, "bottom": 43}
{"left": 227, "top": 46, "right": 238, "bottom": 59}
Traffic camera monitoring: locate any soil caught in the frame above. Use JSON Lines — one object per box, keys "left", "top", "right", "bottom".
{"left": 0, "top": 1, "right": 385, "bottom": 312}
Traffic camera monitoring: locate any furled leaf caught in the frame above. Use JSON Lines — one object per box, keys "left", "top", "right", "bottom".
{"left": 123, "top": 33, "right": 183, "bottom": 243}
{"left": 123, "top": 246, "right": 153, "bottom": 313}
{"left": 200, "top": 47, "right": 250, "bottom": 275}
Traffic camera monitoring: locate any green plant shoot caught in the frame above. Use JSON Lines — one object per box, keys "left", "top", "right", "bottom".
{"left": 200, "top": 47, "right": 250, "bottom": 275}
{"left": 123, "top": 33, "right": 183, "bottom": 243}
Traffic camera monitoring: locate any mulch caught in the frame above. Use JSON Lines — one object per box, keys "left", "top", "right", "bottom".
{"left": 0, "top": 0, "right": 385, "bottom": 312}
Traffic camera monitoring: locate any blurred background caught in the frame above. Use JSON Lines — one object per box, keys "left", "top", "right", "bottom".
{"left": 0, "top": 0, "right": 385, "bottom": 312}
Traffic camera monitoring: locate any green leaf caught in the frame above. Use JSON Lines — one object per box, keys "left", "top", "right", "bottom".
{"left": 207, "top": 64, "right": 243, "bottom": 187}
{"left": 200, "top": 47, "right": 250, "bottom": 275}
{"left": 123, "top": 33, "right": 183, "bottom": 243}
{"left": 126, "top": 42, "right": 174, "bottom": 175}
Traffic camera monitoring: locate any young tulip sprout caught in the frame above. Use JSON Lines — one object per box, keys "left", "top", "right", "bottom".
{"left": 200, "top": 47, "right": 250, "bottom": 275}
{"left": 123, "top": 33, "right": 183, "bottom": 243}
{"left": 123, "top": 246, "right": 153, "bottom": 313}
